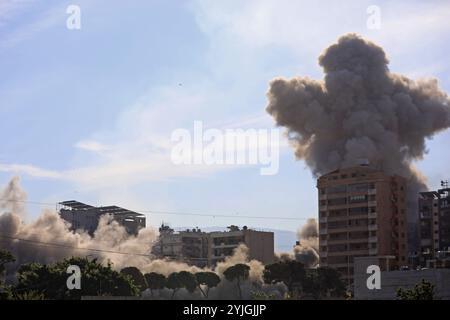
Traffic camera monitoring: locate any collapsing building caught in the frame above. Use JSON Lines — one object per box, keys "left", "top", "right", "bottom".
{"left": 59, "top": 200, "right": 146, "bottom": 236}
{"left": 152, "top": 224, "right": 274, "bottom": 267}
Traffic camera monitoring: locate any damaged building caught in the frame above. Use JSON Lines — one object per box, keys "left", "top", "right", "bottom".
{"left": 59, "top": 200, "right": 146, "bottom": 236}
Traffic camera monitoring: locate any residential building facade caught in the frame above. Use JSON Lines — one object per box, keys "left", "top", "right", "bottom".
{"left": 317, "top": 165, "right": 408, "bottom": 284}
{"left": 418, "top": 187, "right": 450, "bottom": 264}
{"left": 152, "top": 225, "right": 274, "bottom": 267}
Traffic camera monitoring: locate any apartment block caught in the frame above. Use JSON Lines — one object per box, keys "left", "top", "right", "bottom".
{"left": 208, "top": 225, "right": 274, "bottom": 265}
{"left": 151, "top": 224, "right": 209, "bottom": 267}
{"left": 317, "top": 165, "right": 408, "bottom": 284}
{"left": 152, "top": 225, "right": 274, "bottom": 267}
{"left": 418, "top": 187, "right": 450, "bottom": 264}
{"left": 59, "top": 200, "right": 146, "bottom": 236}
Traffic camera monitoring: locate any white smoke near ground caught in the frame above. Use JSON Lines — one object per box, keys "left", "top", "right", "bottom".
{"left": 266, "top": 34, "right": 450, "bottom": 250}
{"left": 141, "top": 244, "right": 286, "bottom": 300}
{"left": 0, "top": 177, "right": 286, "bottom": 299}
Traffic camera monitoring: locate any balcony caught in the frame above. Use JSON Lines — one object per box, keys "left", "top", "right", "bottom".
{"left": 212, "top": 243, "right": 240, "bottom": 249}
{"left": 368, "top": 212, "right": 377, "bottom": 219}
{"left": 368, "top": 224, "right": 378, "bottom": 231}
{"left": 368, "top": 200, "right": 377, "bottom": 207}
{"left": 368, "top": 189, "right": 377, "bottom": 195}
{"left": 368, "top": 236, "right": 377, "bottom": 243}
{"left": 369, "top": 248, "right": 378, "bottom": 255}
{"left": 319, "top": 252, "right": 328, "bottom": 258}
{"left": 320, "top": 239, "right": 328, "bottom": 246}
{"left": 319, "top": 217, "right": 327, "bottom": 223}
{"left": 327, "top": 238, "right": 349, "bottom": 245}
{"left": 319, "top": 228, "right": 328, "bottom": 235}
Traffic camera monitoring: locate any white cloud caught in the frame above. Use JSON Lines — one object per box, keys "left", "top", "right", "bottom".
{"left": 192, "top": 0, "right": 450, "bottom": 76}
{"left": 0, "top": 83, "right": 286, "bottom": 190}
{"left": 0, "top": 163, "right": 62, "bottom": 179}
{"left": 74, "top": 140, "right": 111, "bottom": 154}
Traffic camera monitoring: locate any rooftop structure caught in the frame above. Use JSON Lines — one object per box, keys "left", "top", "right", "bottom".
{"left": 59, "top": 200, "right": 146, "bottom": 236}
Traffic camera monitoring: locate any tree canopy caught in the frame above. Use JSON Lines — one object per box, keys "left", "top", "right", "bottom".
{"left": 223, "top": 263, "right": 250, "bottom": 299}
{"left": 13, "top": 257, "right": 139, "bottom": 299}
{"left": 195, "top": 272, "right": 221, "bottom": 298}
{"left": 120, "top": 266, "right": 147, "bottom": 292}
{"left": 397, "top": 279, "right": 435, "bottom": 300}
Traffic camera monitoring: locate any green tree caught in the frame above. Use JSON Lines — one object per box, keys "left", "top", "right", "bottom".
{"left": 0, "top": 249, "right": 15, "bottom": 275}
{"left": 397, "top": 279, "right": 435, "bottom": 300}
{"left": 263, "top": 260, "right": 306, "bottom": 297}
{"left": 14, "top": 257, "right": 139, "bottom": 299}
{"left": 166, "top": 272, "right": 182, "bottom": 299}
{"left": 178, "top": 271, "right": 197, "bottom": 294}
{"left": 10, "top": 290, "right": 45, "bottom": 300}
{"left": 195, "top": 272, "right": 221, "bottom": 298}
{"left": 223, "top": 264, "right": 250, "bottom": 300}
{"left": 144, "top": 272, "right": 166, "bottom": 297}
{"left": 0, "top": 249, "right": 15, "bottom": 298}
{"left": 120, "top": 266, "right": 147, "bottom": 292}
{"left": 302, "top": 267, "right": 345, "bottom": 299}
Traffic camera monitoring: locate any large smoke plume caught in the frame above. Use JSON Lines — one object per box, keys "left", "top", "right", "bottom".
{"left": 0, "top": 177, "right": 286, "bottom": 299}
{"left": 266, "top": 34, "right": 450, "bottom": 250}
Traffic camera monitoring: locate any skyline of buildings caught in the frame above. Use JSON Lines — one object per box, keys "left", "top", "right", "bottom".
{"left": 53, "top": 165, "right": 450, "bottom": 279}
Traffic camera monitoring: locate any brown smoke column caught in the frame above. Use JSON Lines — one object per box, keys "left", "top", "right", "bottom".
{"left": 266, "top": 34, "right": 450, "bottom": 250}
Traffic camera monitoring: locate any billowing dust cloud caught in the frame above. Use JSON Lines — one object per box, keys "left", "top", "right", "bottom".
{"left": 294, "top": 218, "right": 319, "bottom": 268}
{"left": 266, "top": 34, "right": 450, "bottom": 249}
{"left": 0, "top": 177, "right": 286, "bottom": 299}
{"left": 0, "top": 176, "right": 26, "bottom": 217}
{"left": 276, "top": 218, "right": 319, "bottom": 268}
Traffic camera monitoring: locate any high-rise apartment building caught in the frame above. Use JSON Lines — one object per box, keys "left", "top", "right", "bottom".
{"left": 317, "top": 165, "right": 408, "bottom": 284}
{"left": 418, "top": 187, "right": 450, "bottom": 265}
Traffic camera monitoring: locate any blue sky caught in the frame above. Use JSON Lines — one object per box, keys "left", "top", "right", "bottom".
{"left": 1, "top": 0, "right": 450, "bottom": 232}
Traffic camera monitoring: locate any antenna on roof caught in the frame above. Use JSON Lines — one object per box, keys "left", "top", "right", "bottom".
{"left": 441, "top": 180, "right": 449, "bottom": 188}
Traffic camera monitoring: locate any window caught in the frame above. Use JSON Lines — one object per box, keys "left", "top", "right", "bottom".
{"left": 326, "top": 185, "right": 347, "bottom": 194}
{"left": 349, "top": 195, "right": 367, "bottom": 203}
{"left": 348, "top": 183, "right": 369, "bottom": 193}
{"left": 328, "top": 197, "right": 347, "bottom": 206}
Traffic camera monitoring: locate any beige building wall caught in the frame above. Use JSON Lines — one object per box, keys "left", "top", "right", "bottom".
{"left": 244, "top": 230, "right": 275, "bottom": 265}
